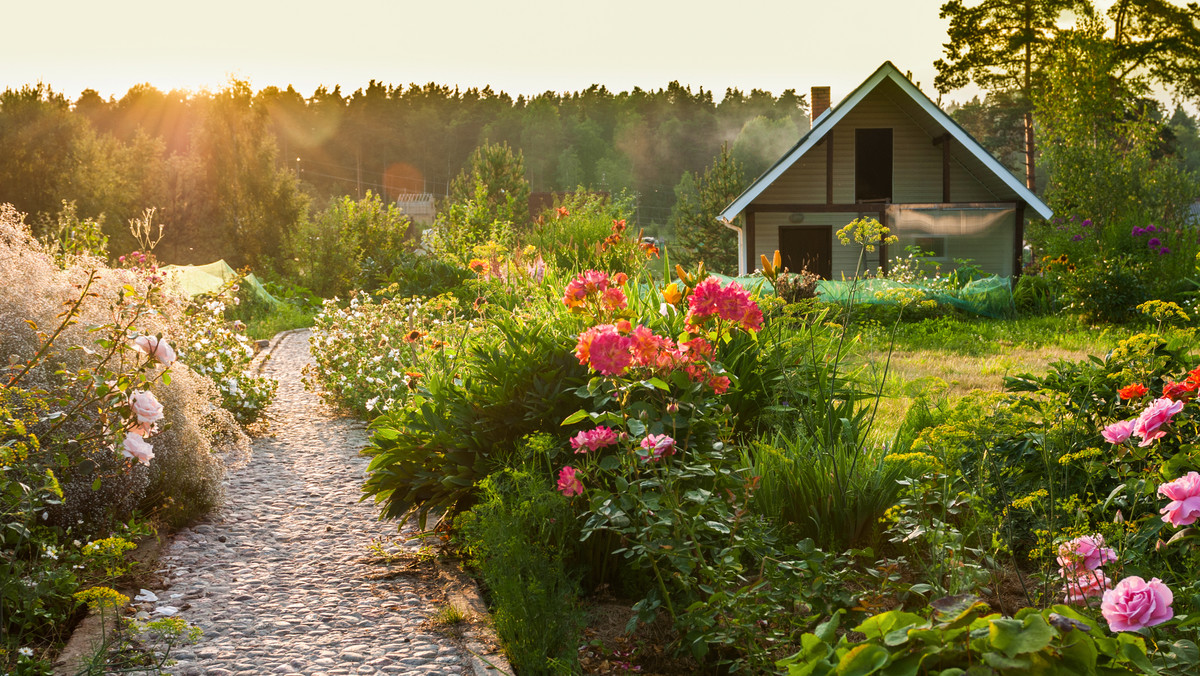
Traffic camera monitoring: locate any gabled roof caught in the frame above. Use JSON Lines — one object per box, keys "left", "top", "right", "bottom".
{"left": 719, "top": 61, "right": 1052, "bottom": 221}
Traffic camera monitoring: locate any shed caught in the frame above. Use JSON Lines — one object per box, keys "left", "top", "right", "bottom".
{"left": 719, "top": 62, "right": 1052, "bottom": 278}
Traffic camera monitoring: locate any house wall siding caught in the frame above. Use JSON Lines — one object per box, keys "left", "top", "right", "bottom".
{"left": 748, "top": 85, "right": 1014, "bottom": 277}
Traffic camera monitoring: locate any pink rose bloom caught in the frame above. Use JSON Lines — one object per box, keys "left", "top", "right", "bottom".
{"left": 587, "top": 328, "right": 633, "bottom": 376}
{"left": 1056, "top": 534, "right": 1117, "bottom": 573}
{"left": 1102, "top": 419, "right": 1136, "bottom": 444}
{"left": 1133, "top": 397, "right": 1185, "bottom": 447}
{"left": 639, "top": 434, "right": 676, "bottom": 462}
{"left": 570, "top": 426, "right": 619, "bottom": 454}
{"left": 600, "top": 287, "right": 628, "bottom": 311}
{"left": 1101, "top": 576, "right": 1173, "bottom": 632}
{"left": 1159, "top": 471, "right": 1200, "bottom": 527}
{"left": 132, "top": 335, "right": 176, "bottom": 366}
{"left": 686, "top": 278, "right": 722, "bottom": 323}
{"left": 121, "top": 431, "right": 155, "bottom": 466}
{"left": 1063, "top": 569, "right": 1112, "bottom": 604}
{"left": 557, "top": 466, "right": 583, "bottom": 497}
{"left": 129, "top": 390, "right": 164, "bottom": 433}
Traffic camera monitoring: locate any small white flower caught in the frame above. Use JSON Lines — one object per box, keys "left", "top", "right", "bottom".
{"left": 366, "top": 397, "right": 379, "bottom": 411}
{"left": 18, "top": 647, "right": 32, "bottom": 657}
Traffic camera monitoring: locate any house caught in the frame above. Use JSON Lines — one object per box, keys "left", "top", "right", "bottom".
{"left": 719, "top": 62, "right": 1052, "bottom": 279}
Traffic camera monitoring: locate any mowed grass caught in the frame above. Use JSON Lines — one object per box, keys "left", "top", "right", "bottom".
{"left": 851, "top": 315, "right": 1144, "bottom": 441}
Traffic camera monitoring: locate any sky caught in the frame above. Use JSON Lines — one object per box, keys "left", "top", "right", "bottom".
{"left": 3, "top": 0, "right": 986, "bottom": 106}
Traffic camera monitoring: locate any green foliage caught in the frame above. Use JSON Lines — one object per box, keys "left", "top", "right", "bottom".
{"left": 669, "top": 145, "right": 746, "bottom": 275}
{"left": 176, "top": 276, "right": 278, "bottom": 425}
{"left": 777, "top": 599, "right": 1170, "bottom": 675}
{"left": 456, "top": 465, "right": 584, "bottom": 673}
{"left": 360, "top": 302, "right": 590, "bottom": 525}
{"left": 284, "top": 191, "right": 413, "bottom": 298}
{"left": 744, "top": 436, "right": 912, "bottom": 549}
{"left": 34, "top": 200, "right": 109, "bottom": 264}
{"left": 448, "top": 141, "right": 531, "bottom": 231}
{"left": 526, "top": 191, "right": 654, "bottom": 278}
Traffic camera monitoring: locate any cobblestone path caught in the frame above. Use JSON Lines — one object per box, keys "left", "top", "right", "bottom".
{"left": 158, "top": 330, "right": 481, "bottom": 676}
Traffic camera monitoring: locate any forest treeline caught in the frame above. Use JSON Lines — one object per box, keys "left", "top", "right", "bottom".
{"left": 0, "top": 79, "right": 812, "bottom": 268}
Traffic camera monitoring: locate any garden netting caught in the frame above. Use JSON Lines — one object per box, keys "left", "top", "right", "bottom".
{"left": 162, "top": 260, "right": 281, "bottom": 305}
{"left": 815, "top": 275, "right": 1015, "bottom": 318}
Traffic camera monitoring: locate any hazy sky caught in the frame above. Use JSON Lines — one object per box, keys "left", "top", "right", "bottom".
{"left": 4, "top": 0, "right": 987, "bottom": 106}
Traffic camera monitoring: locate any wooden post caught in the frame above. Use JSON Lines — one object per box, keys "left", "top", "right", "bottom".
{"left": 745, "top": 210, "right": 756, "bottom": 274}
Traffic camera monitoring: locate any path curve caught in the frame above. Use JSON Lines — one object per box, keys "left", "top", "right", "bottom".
{"left": 158, "top": 330, "right": 481, "bottom": 676}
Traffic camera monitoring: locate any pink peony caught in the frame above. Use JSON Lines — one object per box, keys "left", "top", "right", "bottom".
{"left": 1102, "top": 419, "right": 1136, "bottom": 444}
{"left": 600, "top": 287, "right": 628, "bottom": 311}
{"left": 1101, "top": 576, "right": 1173, "bottom": 632}
{"left": 132, "top": 335, "right": 176, "bottom": 366}
{"left": 1133, "top": 397, "right": 1185, "bottom": 447}
{"left": 128, "top": 390, "right": 164, "bottom": 433}
{"left": 570, "top": 426, "right": 619, "bottom": 454}
{"left": 639, "top": 434, "right": 676, "bottom": 462}
{"left": 557, "top": 466, "right": 583, "bottom": 497}
{"left": 121, "top": 431, "right": 154, "bottom": 466}
{"left": 1056, "top": 534, "right": 1117, "bottom": 574}
{"left": 1063, "top": 569, "right": 1113, "bottom": 604}
{"left": 1158, "top": 471, "right": 1200, "bottom": 527}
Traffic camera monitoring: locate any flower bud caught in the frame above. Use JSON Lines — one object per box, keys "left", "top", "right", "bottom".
{"left": 666, "top": 402, "right": 679, "bottom": 414}
{"left": 722, "top": 404, "right": 732, "bottom": 415}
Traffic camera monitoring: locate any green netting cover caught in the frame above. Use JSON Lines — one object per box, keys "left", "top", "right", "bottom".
{"left": 814, "top": 275, "right": 1014, "bottom": 319}
{"left": 708, "top": 273, "right": 774, "bottom": 296}
{"left": 161, "top": 260, "right": 280, "bottom": 305}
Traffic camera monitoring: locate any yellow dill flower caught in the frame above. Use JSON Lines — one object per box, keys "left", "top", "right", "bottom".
{"left": 74, "top": 586, "right": 129, "bottom": 612}
{"left": 1011, "top": 489, "right": 1049, "bottom": 511}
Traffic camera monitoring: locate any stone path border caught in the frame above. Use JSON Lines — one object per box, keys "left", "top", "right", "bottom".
{"left": 58, "top": 329, "right": 511, "bottom": 676}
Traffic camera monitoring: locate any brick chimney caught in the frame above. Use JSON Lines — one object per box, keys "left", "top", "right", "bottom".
{"left": 811, "top": 86, "right": 830, "bottom": 122}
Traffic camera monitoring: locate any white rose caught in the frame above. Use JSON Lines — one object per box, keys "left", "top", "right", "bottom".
{"left": 129, "top": 390, "right": 164, "bottom": 427}
{"left": 121, "top": 432, "right": 154, "bottom": 465}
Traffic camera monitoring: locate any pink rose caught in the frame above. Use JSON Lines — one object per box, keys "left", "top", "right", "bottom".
{"left": 1056, "top": 534, "right": 1117, "bottom": 573}
{"left": 557, "top": 466, "right": 583, "bottom": 497}
{"left": 132, "top": 335, "right": 176, "bottom": 366}
{"left": 121, "top": 431, "right": 155, "bottom": 466}
{"left": 1063, "top": 569, "right": 1112, "bottom": 604}
{"left": 570, "top": 427, "right": 619, "bottom": 454}
{"left": 1159, "top": 471, "right": 1200, "bottom": 527}
{"left": 639, "top": 434, "right": 676, "bottom": 462}
{"left": 129, "top": 390, "right": 164, "bottom": 433}
{"left": 1133, "top": 397, "right": 1185, "bottom": 447}
{"left": 1101, "top": 576, "right": 1173, "bottom": 632}
{"left": 1102, "top": 419, "right": 1136, "bottom": 444}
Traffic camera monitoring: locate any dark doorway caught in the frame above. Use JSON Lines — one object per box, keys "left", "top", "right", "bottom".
{"left": 855, "top": 128, "right": 893, "bottom": 202}
{"left": 779, "top": 226, "right": 832, "bottom": 279}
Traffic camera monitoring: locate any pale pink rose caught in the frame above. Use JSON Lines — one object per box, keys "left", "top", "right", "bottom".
{"left": 128, "top": 390, "right": 164, "bottom": 429}
{"left": 1101, "top": 576, "right": 1173, "bottom": 632}
{"left": 1133, "top": 397, "right": 1185, "bottom": 447}
{"left": 132, "top": 335, "right": 176, "bottom": 366}
{"left": 1158, "top": 471, "right": 1200, "bottom": 527}
{"left": 121, "top": 432, "right": 155, "bottom": 466}
{"left": 1102, "top": 419, "right": 1136, "bottom": 444}
{"left": 1063, "top": 569, "right": 1112, "bottom": 604}
{"left": 1056, "top": 534, "right": 1117, "bottom": 573}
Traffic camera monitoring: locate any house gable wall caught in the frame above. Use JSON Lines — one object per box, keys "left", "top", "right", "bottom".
{"left": 755, "top": 83, "right": 1001, "bottom": 206}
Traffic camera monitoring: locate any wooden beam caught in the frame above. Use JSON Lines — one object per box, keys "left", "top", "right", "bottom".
{"left": 1013, "top": 202, "right": 1025, "bottom": 280}
{"left": 745, "top": 210, "right": 756, "bottom": 274}
{"left": 747, "top": 203, "right": 888, "bottom": 214}
{"left": 825, "top": 136, "right": 834, "bottom": 205}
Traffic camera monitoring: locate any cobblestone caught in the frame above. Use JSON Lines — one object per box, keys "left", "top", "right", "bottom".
{"left": 157, "top": 330, "right": 469, "bottom": 675}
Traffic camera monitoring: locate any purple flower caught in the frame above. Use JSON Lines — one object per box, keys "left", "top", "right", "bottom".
{"left": 1160, "top": 247, "right": 1171, "bottom": 255}
{"left": 1082, "top": 219, "right": 1093, "bottom": 227}
{"left": 1132, "top": 227, "right": 1145, "bottom": 236}
{"left": 1148, "top": 238, "right": 1162, "bottom": 248}
{"left": 1072, "top": 234, "right": 1084, "bottom": 242}
{"left": 1146, "top": 224, "right": 1158, "bottom": 233}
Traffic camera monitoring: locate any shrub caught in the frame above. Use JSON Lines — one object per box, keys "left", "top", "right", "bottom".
{"left": 456, "top": 464, "right": 584, "bottom": 673}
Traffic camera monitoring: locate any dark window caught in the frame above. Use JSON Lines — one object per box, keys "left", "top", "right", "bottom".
{"left": 855, "top": 128, "right": 893, "bottom": 202}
